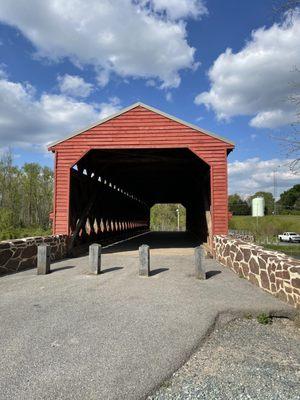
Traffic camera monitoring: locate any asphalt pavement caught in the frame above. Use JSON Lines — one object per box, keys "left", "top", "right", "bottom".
{"left": 0, "top": 232, "right": 296, "bottom": 400}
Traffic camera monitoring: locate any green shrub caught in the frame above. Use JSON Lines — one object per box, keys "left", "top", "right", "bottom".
{"left": 0, "top": 227, "right": 51, "bottom": 241}
{"left": 257, "top": 313, "right": 271, "bottom": 325}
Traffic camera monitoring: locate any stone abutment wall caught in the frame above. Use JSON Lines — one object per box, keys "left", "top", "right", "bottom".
{"left": 214, "top": 236, "right": 300, "bottom": 309}
{"left": 0, "top": 235, "right": 69, "bottom": 276}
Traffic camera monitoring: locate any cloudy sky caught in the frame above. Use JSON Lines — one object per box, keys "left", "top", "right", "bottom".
{"left": 0, "top": 0, "right": 299, "bottom": 197}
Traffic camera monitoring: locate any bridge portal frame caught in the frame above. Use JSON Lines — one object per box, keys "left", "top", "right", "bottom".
{"left": 48, "top": 103, "right": 234, "bottom": 247}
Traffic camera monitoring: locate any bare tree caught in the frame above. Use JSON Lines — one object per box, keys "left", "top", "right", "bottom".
{"left": 273, "top": 1, "right": 300, "bottom": 172}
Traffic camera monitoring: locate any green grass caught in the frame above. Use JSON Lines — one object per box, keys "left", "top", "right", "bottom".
{"left": 0, "top": 227, "right": 52, "bottom": 241}
{"left": 263, "top": 243, "right": 300, "bottom": 255}
{"left": 229, "top": 215, "right": 300, "bottom": 258}
{"left": 264, "top": 243, "right": 300, "bottom": 251}
{"left": 229, "top": 215, "right": 300, "bottom": 240}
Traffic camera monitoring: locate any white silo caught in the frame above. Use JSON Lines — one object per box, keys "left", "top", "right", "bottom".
{"left": 252, "top": 197, "right": 265, "bottom": 217}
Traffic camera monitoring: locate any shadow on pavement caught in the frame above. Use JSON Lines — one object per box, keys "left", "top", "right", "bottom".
{"left": 101, "top": 266, "right": 123, "bottom": 274}
{"left": 150, "top": 268, "right": 169, "bottom": 276}
{"left": 103, "top": 232, "right": 201, "bottom": 254}
{"left": 51, "top": 265, "right": 75, "bottom": 272}
{"left": 206, "top": 270, "right": 221, "bottom": 279}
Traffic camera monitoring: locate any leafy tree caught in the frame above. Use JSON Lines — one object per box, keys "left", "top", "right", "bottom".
{"left": 294, "top": 196, "right": 300, "bottom": 211}
{"left": 228, "top": 194, "right": 251, "bottom": 215}
{"left": 0, "top": 208, "right": 14, "bottom": 231}
{"left": 0, "top": 149, "right": 22, "bottom": 227}
{"left": 38, "top": 166, "right": 54, "bottom": 228}
{"left": 22, "top": 163, "right": 41, "bottom": 226}
{"left": 150, "top": 204, "right": 186, "bottom": 231}
{"left": 0, "top": 150, "right": 53, "bottom": 239}
{"left": 278, "top": 184, "right": 300, "bottom": 211}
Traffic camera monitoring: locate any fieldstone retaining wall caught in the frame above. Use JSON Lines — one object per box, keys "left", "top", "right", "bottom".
{"left": 0, "top": 235, "right": 68, "bottom": 276}
{"left": 228, "top": 232, "right": 255, "bottom": 242}
{"left": 214, "top": 236, "right": 300, "bottom": 309}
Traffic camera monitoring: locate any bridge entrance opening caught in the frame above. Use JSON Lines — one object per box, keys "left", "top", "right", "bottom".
{"left": 150, "top": 204, "right": 186, "bottom": 232}
{"left": 49, "top": 103, "right": 233, "bottom": 247}
{"left": 69, "top": 148, "right": 211, "bottom": 249}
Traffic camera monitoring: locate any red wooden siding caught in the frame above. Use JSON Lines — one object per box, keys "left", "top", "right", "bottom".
{"left": 49, "top": 105, "right": 233, "bottom": 236}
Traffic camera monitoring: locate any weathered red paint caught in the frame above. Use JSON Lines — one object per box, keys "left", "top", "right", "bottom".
{"left": 49, "top": 104, "right": 234, "bottom": 237}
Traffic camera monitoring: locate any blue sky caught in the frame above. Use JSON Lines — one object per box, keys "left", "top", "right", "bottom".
{"left": 0, "top": 0, "right": 299, "bottom": 196}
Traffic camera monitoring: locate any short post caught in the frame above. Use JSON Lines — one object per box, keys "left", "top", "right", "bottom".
{"left": 139, "top": 244, "right": 150, "bottom": 276}
{"left": 195, "top": 246, "right": 206, "bottom": 280}
{"left": 37, "top": 244, "right": 51, "bottom": 275}
{"left": 89, "top": 244, "right": 101, "bottom": 274}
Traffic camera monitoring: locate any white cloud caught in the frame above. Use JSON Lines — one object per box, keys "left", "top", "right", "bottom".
{"left": 96, "top": 69, "right": 110, "bottom": 88}
{"left": 229, "top": 157, "right": 299, "bottom": 197}
{"left": 195, "top": 11, "right": 300, "bottom": 128}
{"left": 150, "top": 0, "right": 207, "bottom": 20}
{"left": 249, "top": 109, "right": 296, "bottom": 129}
{"left": 0, "top": 0, "right": 204, "bottom": 88}
{"left": 57, "top": 74, "right": 93, "bottom": 98}
{"left": 146, "top": 79, "right": 156, "bottom": 87}
{"left": 0, "top": 71, "right": 121, "bottom": 150}
{"left": 98, "top": 97, "right": 121, "bottom": 119}
{"left": 0, "top": 64, "right": 8, "bottom": 79}
{"left": 165, "top": 92, "right": 173, "bottom": 102}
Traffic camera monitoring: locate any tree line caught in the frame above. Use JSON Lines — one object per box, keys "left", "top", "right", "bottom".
{"left": 150, "top": 204, "right": 186, "bottom": 231}
{"left": 0, "top": 150, "right": 53, "bottom": 240}
{"left": 229, "top": 186, "right": 300, "bottom": 216}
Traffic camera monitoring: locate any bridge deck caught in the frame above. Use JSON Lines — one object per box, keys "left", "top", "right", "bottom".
{"left": 0, "top": 232, "right": 293, "bottom": 400}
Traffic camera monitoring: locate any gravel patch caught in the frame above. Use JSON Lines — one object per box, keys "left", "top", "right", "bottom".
{"left": 148, "top": 318, "right": 300, "bottom": 400}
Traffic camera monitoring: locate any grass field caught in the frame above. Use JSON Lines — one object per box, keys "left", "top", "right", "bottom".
{"left": 229, "top": 215, "right": 300, "bottom": 258}
{"left": 229, "top": 215, "right": 300, "bottom": 238}
{"left": 263, "top": 243, "right": 300, "bottom": 255}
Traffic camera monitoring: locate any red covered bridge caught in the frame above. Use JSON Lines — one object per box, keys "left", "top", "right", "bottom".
{"left": 48, "top": 103, "right": 234, "bottom": 249}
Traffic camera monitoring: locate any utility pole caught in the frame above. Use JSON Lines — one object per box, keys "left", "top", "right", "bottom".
{"left": 273, "top": 169, "right": 277, "bottom": 215}
{"left": 256, "top": 201, "right": 259, "bottom": 232}
{"left": 176, "top": 206, "right": 180, "bottom": 231}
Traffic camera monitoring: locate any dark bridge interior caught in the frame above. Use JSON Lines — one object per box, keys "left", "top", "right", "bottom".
{"left": 69, "top": 148, "right": 211, "bottom": 248}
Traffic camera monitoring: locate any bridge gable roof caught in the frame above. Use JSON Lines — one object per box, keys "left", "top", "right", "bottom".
{"left": 48, "top": 102, "right": 235, "bottom": 150}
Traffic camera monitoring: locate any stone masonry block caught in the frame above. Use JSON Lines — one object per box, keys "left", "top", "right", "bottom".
{"left": 139, "top": 245, "right": 150, "bottom": 277}
{"left": 195, "top": 246, "right": 206, "bottom": 280}
{"left": 89, "top": 244, "right": 101, "bottom": 275}
{"left": 37, "top": 245, "right": 51, "bottom": 275}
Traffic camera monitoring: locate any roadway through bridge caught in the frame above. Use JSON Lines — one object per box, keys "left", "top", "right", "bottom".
{"left": 68, "top": 148, "right": 211, "bottom": 250}
{"left": 0, "top": 232, "right": 293, "bottom": 400}
{"left": 103, "top": 231, "right": 200, "bottom": 255}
